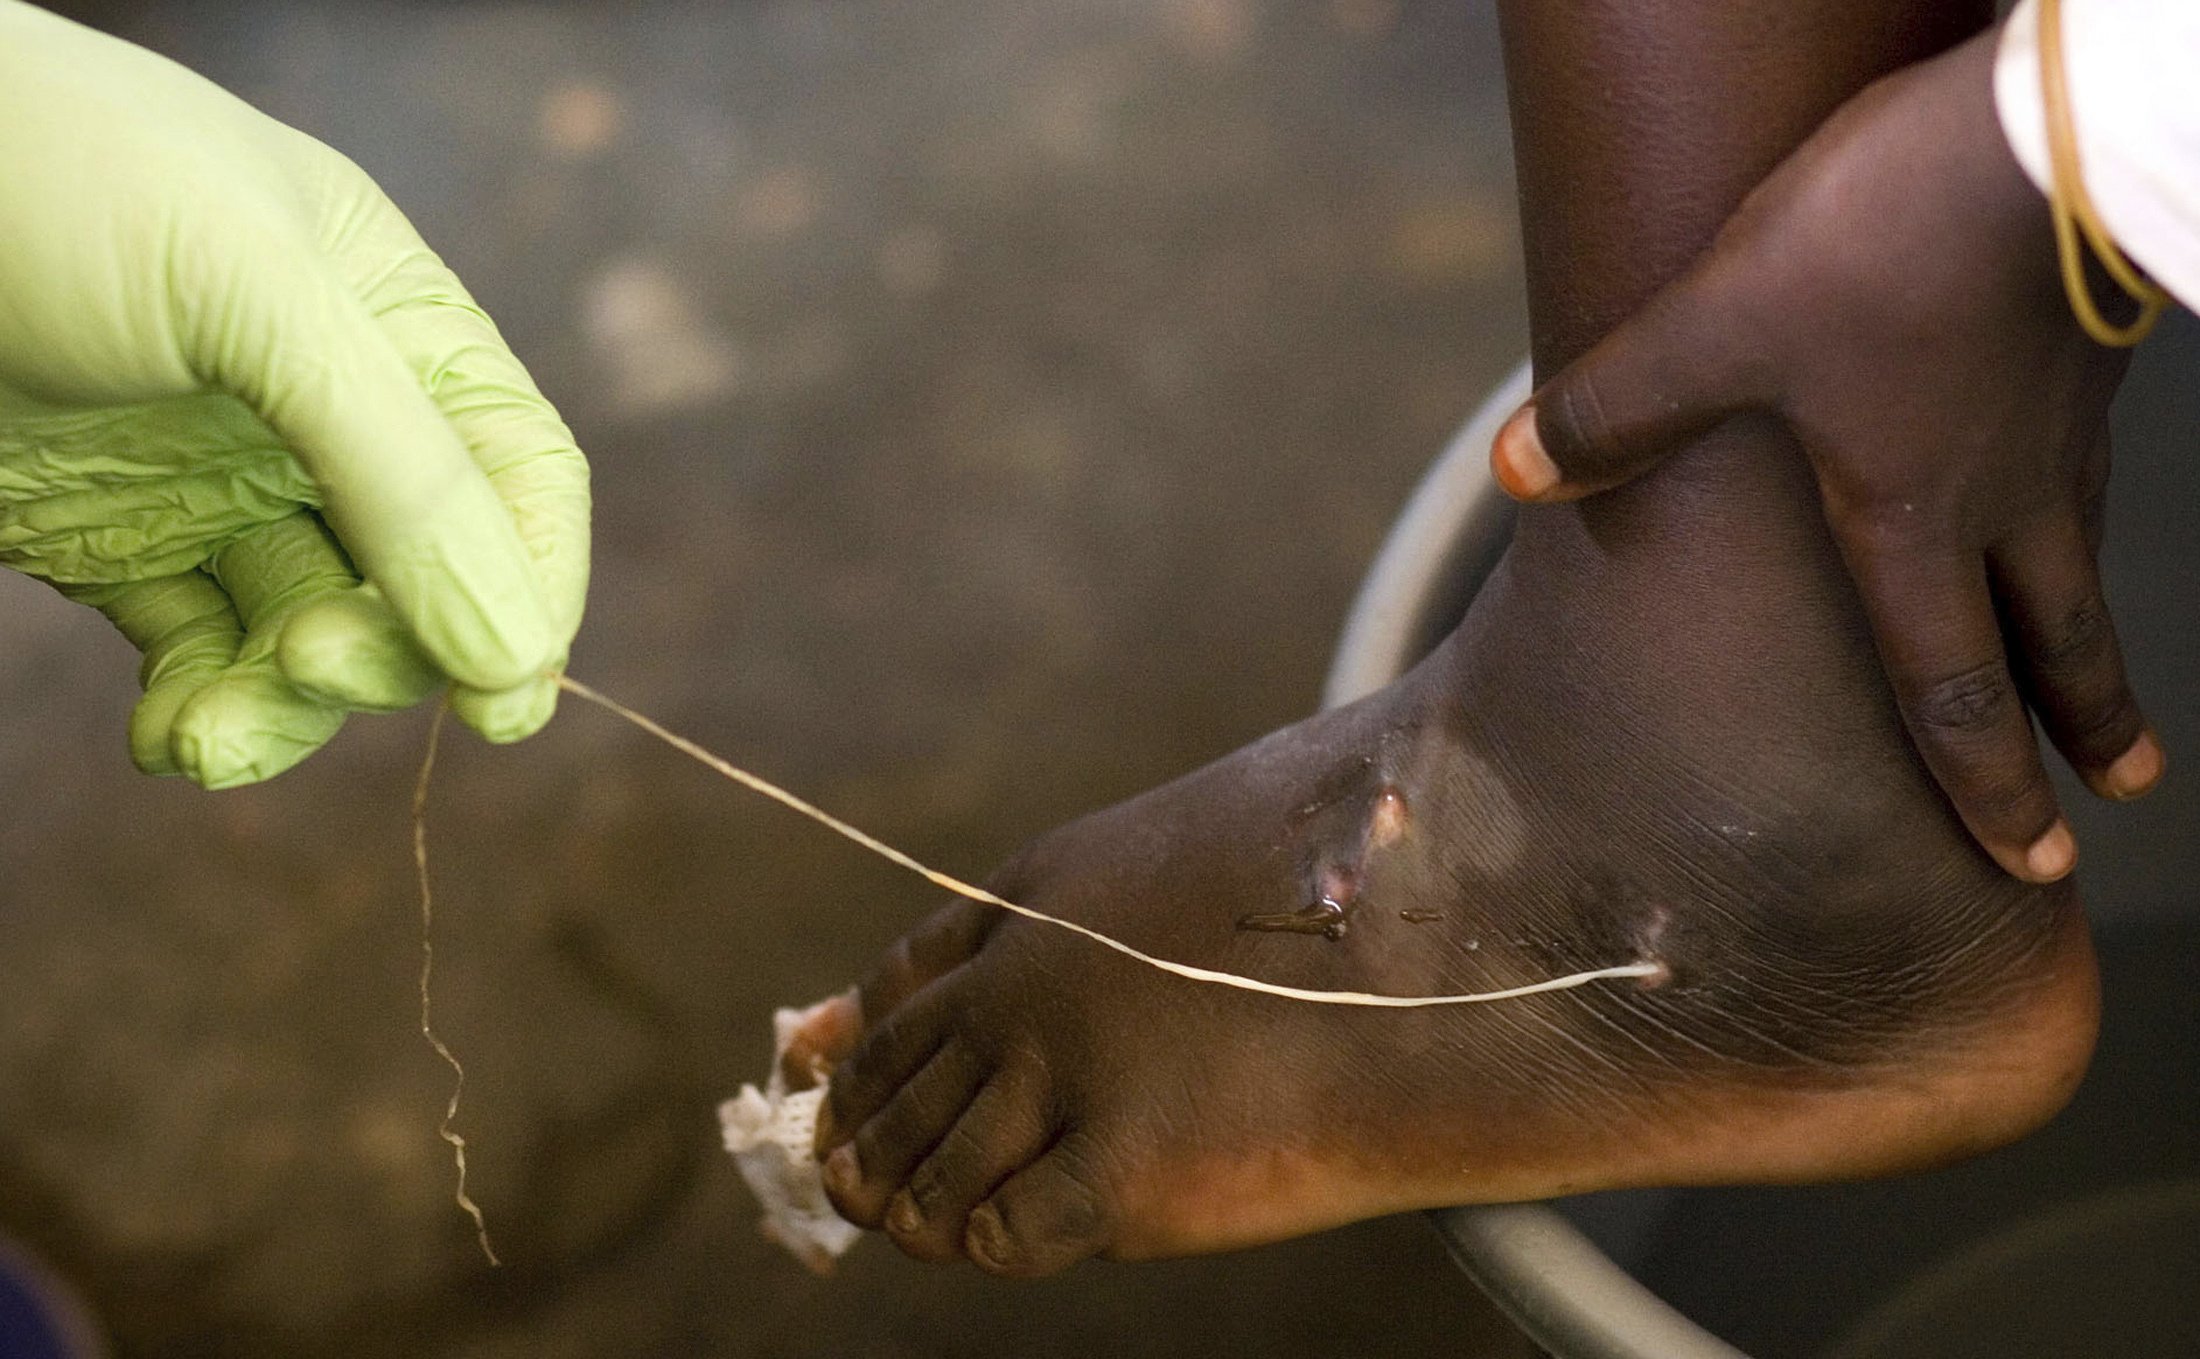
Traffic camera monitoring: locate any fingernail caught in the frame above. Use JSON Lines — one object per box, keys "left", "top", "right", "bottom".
{"left": 1493, "top": 405, "right": 1561, "bottom": 500}
{"left": 823, "top": 1144, "right": 859, "bottom": 1193}
{"left": 2103, "top": 731, "right": 2165, "bottom": 800}
{"left": 2024, "top": 821, "right": 2077, "bottom": 881}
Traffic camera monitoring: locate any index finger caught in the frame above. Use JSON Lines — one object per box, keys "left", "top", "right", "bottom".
{"left": 333, "top": 170, "right": 591, "bottom": 645}
{"left": 1839, "top": 523, "right": 2074, "bottom": 883}
{"left": 189, "top": 225, "right": 556, "bottom": 692}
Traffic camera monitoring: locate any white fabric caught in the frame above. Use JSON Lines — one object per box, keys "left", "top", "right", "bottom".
{"left": 1996, "top": 0, "right": 2200, "bottom": 312}
{"left": 720, "top": 998, "right": 865, "bottom": 1273}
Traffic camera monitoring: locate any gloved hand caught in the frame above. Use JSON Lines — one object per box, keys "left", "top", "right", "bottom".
{"left": 1488, "top": 29, "right": 2155, "bottom": 884}
{"left": 0, "top": 1, "right": 591, "bottom": 787}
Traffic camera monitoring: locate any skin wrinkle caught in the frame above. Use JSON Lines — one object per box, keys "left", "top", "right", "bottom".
{"left": 1508, "top": 1003, "right": 1649, "bottom": 1082}
{"left": 1538, "top": 828, "right": 2059, "bottom": 1070}
{"left": 1422, "top": 749, "right": 1527, "bottom": 877}
{"left": 1595, "top": 996, "right": 1733, "bottom": 1071}
{"left": 1540, "top": 677, "right": 2068, "bottom": 1037}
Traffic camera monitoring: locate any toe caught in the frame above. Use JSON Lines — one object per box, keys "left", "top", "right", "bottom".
{"left": 883, "top": 1074, "right": 1055, "bottom": 1263}
{"left": 857, "top": 899, "right": 1000, "bottom": 1025}
{"left": 822, "top": 983, "right": 958, "bottom": 1153}
{"left": 823, "top": 1043, "right": 985, "bottom": 1228}
{"left": 964, "top": 1133, "right": 1118, "bottom": 1278}
{"left": 781, "top": 992, "right": 861, "bottom": 1090}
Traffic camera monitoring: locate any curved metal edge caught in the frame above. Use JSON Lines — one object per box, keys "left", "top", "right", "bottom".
{"left": 1322, "top": 362, "right": 1529, "bottom": 710}
{"left": 1431, "top": 1207, "right": 1749, "bottom": 1359}
{"left": 1322, "top": 359, "right": 1751, "bottom": 1359}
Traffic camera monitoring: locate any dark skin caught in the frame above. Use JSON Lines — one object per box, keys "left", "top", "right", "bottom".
{"left": 787, "top": 0, "right": 2104, "bottom": 1275}
{"left": 1494, "top": 20, "right": 2162, "bottom": 885}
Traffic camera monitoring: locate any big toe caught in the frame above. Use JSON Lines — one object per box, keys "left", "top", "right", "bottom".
{"left": 855, "top": 899, "right": 1001, "bottom": 1026}
{"left": 781, "top": 991, "right": 862, "bottom": 1090}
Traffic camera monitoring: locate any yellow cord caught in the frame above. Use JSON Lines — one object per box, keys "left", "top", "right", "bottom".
{"left": 551, "top": 675, "right": 1664, "bottom": 1009}
{"left": 412, "top": 699, "right": 499, "bottom": 1266}
{"left": 2040, "top": 0, "right": 2170, "bottom": 347}
{"left": 408, "top": 678, "right": 1665, "bottom": 1254}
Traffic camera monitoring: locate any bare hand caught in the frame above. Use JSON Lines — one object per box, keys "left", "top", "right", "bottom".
{"left": 1489, "top": 30, "right": 2160, "bottom": 883}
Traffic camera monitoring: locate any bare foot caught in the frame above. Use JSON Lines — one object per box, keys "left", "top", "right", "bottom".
{"left": 802, "top": 0, "right": 2105, "bottom": 1280}
{"left": 801, "top": 413, "right": 2100, "bottom": 1275}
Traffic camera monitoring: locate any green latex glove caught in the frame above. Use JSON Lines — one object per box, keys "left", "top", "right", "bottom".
{"left": 0, "top": 2, "right": 591, "bottom": 787}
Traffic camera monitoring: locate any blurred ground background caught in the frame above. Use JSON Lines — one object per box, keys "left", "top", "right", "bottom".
{"left": 0, "top": 1, "right": 1534, "bottom": 1355}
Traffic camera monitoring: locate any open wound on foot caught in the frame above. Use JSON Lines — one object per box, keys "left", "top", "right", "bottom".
{"left": 1238, "top": 783, "right": 1410, "bottom": 940}
{"left": 410, "top": 678, "right": 1664, "bottom": 1264}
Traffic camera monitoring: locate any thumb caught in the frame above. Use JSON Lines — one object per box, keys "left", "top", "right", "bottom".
{"left": 179, "top": 219, "right": 555, "bottom": 692}
{"left": 1491, "top": 265, "right": 1767, "bottom": 502}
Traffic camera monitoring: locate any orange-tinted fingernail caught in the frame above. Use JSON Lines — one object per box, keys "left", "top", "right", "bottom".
{"left": 2024, "top": 821, "right": 2077, "bottom": 881}
{"left": 2102, "top": 731, "right": 2165, "bottom": 800}
{"left": 1493, "top": 405, "right": 1561, "bottom": 500}
{"left": 823, "top": 1144, "right": 859, "bottom": 1193}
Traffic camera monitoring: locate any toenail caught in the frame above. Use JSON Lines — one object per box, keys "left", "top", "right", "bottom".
{"left": 1493, "top": 404, "right": 1561, "bottom": 500}
{"left": 887, "top": 1192, "right": 924, "bottom": 1237}
{"left": 965, "top": 1206, "right": 1014, "bottom": 1272}
{"left": 2024, "top": 822, "right": 2077, "bottom": 881}
{"left": 2103, "top": 732, "right": 2165, "bottom": 800}
{"left": 823, "top": 1144, "right": 860, "bottom": 1195}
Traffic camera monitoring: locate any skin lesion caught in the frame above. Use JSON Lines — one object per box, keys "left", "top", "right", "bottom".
{"left": 1237, "top": 786, "right": 1409, "bottom": 942}
{"left": 1238, "top": 892, "right": 1352, "bottom": 940}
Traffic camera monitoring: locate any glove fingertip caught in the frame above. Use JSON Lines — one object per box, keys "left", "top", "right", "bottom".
{"left": 451, "top": 674, "right": 558, "bottom": 745}
{"left": 129, "top": 682, "right": 198, "bottom": 778}
{"left": 279, "top": 589, "right": 443, "bottom": 712}
{"left": 170, "top": 672, "right": 347, "bottom": 789}
{"left": 370, "top": 528, "right": 558, "bottom": 693}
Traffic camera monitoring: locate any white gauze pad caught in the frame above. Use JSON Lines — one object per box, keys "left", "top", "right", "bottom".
{"left": 720, "top": 998, "right": 864, "bottom": 1273}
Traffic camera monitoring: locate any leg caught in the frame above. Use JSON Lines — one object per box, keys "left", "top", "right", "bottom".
{"left": 809, "top": 0, "right": 2099, "bottom": 1275}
